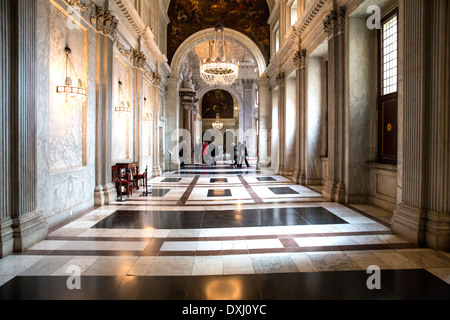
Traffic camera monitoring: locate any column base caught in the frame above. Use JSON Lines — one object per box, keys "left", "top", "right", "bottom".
{"left": 103, "top": 183, "right": 117, "bottom": 204}
{"left": 425, "top": 210, "right": 450, "bottom": 250}
{"left": 292, "top": 171, "right": 305, "bottom": 184}
{"left": 392, "top": 204, "right": 426, "bottom": 245}
{"left": 94, "top": 185, "right": 105, "bottom": 206}
{"left": 257, "top": 160, "right": 270, "bottom": 170}
{"left": 153, "top": 166, "right": 162, "bottom": 176}
{"left": 0, "top": 218, "right": 14, "bottom": 258}
{"left": 322, "top": 180, "right": 346, "bottom": 203}
{"left": 12, "top": 209, "right": 48, "bottom": 253}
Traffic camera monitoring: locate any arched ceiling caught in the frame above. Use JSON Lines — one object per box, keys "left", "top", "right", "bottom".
{"left": 163, "top": 0, "right": 275, "bottom": 13}
{"left": 166, "top": 0, "right": 270, "bottom": 66}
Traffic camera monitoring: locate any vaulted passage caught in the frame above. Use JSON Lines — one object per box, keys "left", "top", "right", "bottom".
{"left": 0, "top": 0, "right": 449, "bottom": 304}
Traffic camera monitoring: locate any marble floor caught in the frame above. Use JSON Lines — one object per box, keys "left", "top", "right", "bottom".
{"left": 1, "top": 164, "right": 450, "bottom": 301}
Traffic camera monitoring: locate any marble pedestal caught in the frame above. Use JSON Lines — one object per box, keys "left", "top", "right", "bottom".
{"left": 12, "top": 210, "right": 48, "bottom": 253}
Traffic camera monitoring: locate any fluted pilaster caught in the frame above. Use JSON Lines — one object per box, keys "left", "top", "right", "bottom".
{"left": 292, "top": 49, "right": 307, "bottom": 184}
{"left": 393, "top": 0, "right": 450, "bottom": 250}
{"left": 0, "top": 0, "right": 13, "bottom": 257}
{"left": 257, "top": 77, "right": 271, "bottom": 168}
{"left": 322, "top": 6, "right": 346, "bottom": 202}
{"left": 94, "top": 31, "right": 116, "bottom": 205}
{"left": 276, "top": 72, "right": 286, "bottom": 175}
{"left": 9, "top": 0, "right": 48, "bottom": 252}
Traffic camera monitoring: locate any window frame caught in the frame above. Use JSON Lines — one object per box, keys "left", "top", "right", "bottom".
{"left": 377, "top": 9, "right": 399, "bottom": 165}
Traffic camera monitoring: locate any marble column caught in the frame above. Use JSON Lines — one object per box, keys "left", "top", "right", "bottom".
{"left": 0, "top": 0, "right": 13, "bottom": 257}
{"left": 152, "top": 73, "right": 162, "bottom": 175}
{"left": 305, "top": 56, "right": 325, "bottom": 186}
{"left": 344, "top": 17, "right": 374, "bottom": 203}
{"left": 393, "top": 0, "right": 450, "bottom": 250}
{"left": 164, "top": 77, "right": 179, "bottom": 173}
{"left": 94, "top": 26, "right": 116, "bottom": 206}
{"left": 242, "top": 79, "right": 255, "bottom": 155}
{"left": 292, "top": 50, "right": 307, "bottom": 184}
{"left": 180, "top": 88, "right": 197, "bottom": 164}
{"left": 322, "top": 7, "right": 346, "bottom": 203}
{"left": 276, "top": 72, "right": 286, "bottom": 175}
{"left": 8, "top": 0, "right": 48, "bottom": 253}
{"left": 132, "top": 59, "right": 142, "bottom": 166}
{"left": 257, "top": 77, "right": 271, "bottom": 168}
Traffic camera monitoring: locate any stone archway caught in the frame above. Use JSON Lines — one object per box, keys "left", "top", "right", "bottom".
{"left": 170, "top": 28, "right": 266, "bottom": 80}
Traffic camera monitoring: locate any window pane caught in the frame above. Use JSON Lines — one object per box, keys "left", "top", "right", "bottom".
{"left": 382, "top": 14, "right": 398, "bottom": 95}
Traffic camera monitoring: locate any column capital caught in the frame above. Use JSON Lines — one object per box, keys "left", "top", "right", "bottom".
{"left": 323, "top": 7, "right": 345, "bottom": 37}
{"left": 133, "top": 49, "right": 146, "bottom": 68}
{"left": 293, "top": 49, "right": 307, "bottom": 69}
{"left": 275, "top": 72, "right": 285, "bottom": 87}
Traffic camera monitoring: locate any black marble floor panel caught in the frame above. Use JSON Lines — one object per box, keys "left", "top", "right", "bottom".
{"left": 139, "top": 189, "right": 171, "bottom": 197}
{"left": 210, "top": 178, "right": 228, "bottom": 183}
{"left": 161, "top": 178, "right": 182, "bottom": 183}
{"left": 207, "top": 189, "right": 232, "bottom": 197}
{"left": 175, "top": 170, "right": 261, "bottom": 175}
{"left": 268, "top": 187, "right": 300, "bottom": 195}
{"left": 256, "top": 177, "right": 277, "bottom": 182}
{"left": 91, "top": 207, "right": 348, "bottom": 230}
{"left": 1, "top": 269, "right": 449, "bottom": 300}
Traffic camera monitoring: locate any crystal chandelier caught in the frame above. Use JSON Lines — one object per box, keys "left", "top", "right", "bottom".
{"left": 56, "top": 46, "right": 87, "bottom": 103}
{"left": 200, "top": 24, "right": 239, "bottom": 87}
{"left": 212, "top": 113, "right": 224, "bottom": 130}
{"left": 115, "top": 80, "right": 132, "bottom": 116}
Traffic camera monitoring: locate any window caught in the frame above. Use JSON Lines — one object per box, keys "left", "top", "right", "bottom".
{"left": 378, "top": 11, "right": 398, "bottom": 164}
{"left": 290, "top": 0, "right": 298, "bottom": 26}
{"left": 381, "top": 15, "right": 398, "bottom": 95}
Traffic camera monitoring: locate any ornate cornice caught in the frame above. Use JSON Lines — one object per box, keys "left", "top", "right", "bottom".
{"left": 267, "top": 0, "right": 327, "bottom": 81}
{"left": 114, "top": 0, "right": 166, "bottom": 64}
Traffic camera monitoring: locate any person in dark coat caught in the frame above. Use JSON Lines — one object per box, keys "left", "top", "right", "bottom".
{"left": 243, "top": 140, "right": 250, "bottom": 168}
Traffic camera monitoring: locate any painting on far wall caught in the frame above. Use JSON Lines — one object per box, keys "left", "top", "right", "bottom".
{"left": 202, "top": 90, "right": 234, "bottom": 119}
{"left": 167, "top": 0, "right": 270, "bottom": 65}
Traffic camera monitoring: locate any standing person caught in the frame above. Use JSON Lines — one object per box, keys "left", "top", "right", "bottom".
{"left": 243, "top": 140, "right": 250, "bottom": 168}
{"left": 178, "top": 136, "right": 187, "bottom": 167}
{"left": 209, "top": 137, "right": 217, "bottom": 166}
{"left": 202, "top": 142, "right": 208, "bottom": 164}
{"left": 232, "top": 143, "right": 237, "bottom": 168}
{"left": 237, "top": 142, "right": 244, "bottom": 168}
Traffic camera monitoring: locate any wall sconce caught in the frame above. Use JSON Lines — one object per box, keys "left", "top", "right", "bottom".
{"left": 114, "top": 80, "right": 132, "bottom": 116}
{"left": 142, "top": 97, "right": 153, "bottom": 122}
{"left": 56, "top": 46, "right": 87, "bottom": 103}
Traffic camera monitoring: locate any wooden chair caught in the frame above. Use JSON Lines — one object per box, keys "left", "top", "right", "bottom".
{"left": 112, "top": 165, "right": 134, "bottom": 198}
{"left": 131, "top": 165, "right": 146, "bottom": 190}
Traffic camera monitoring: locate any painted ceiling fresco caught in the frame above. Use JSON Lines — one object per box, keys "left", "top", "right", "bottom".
{"left": 167, "top": 0, "right": 270, "bottom": 65}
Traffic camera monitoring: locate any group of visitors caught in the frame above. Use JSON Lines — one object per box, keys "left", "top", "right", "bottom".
{"left": 179, "top": 136, "right": 251, "bottom": 168}
{"left": 231, "top": 141, "right": 250, "bottom": 168}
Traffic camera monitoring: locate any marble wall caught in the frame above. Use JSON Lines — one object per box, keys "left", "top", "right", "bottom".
{"left": 141, "top": 80, "right": 153, "bottom": 171}
{"left": 36, "top": 0, "right": 96, "bottom": 226}
{"left": 112, "top": 55, "right": 133, "bottom": 163}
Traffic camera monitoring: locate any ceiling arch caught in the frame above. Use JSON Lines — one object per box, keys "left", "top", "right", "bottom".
{"left": 170, "top": 28, "right": 266, "bottom": 79}
{"left": 166, "top": 0, "right": 270, "bottom": 65}
{"left": 163, "top": 0, "right": 275, "bottom": 13}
